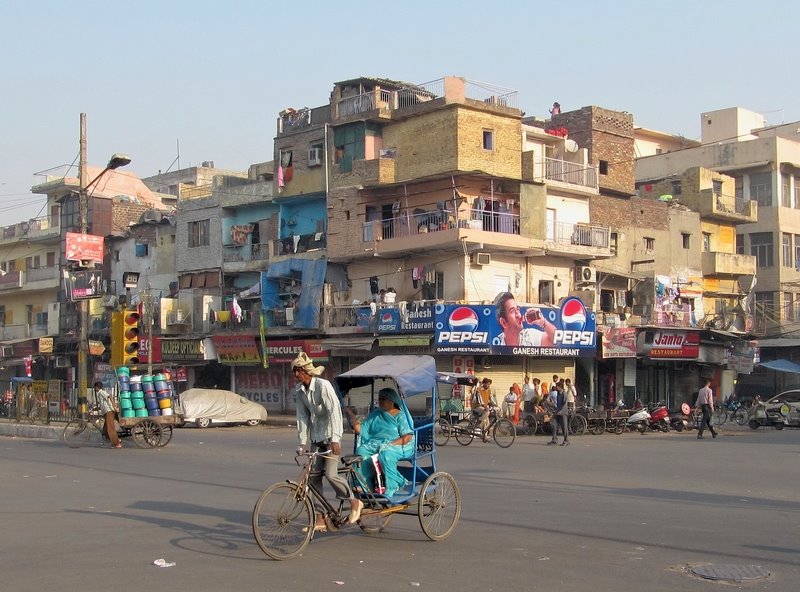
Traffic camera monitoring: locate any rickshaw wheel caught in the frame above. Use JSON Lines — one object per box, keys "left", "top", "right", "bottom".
{"left": 434, "top": 418, "right": 451, "bottom": 446}
{"left": 492, "top": 418, "right": 516, "bottom": 448}
{"left": 359, "top": 510, "right": 393, "bottom": 535}
{"left": 253, "top": 482, "right": 313, "bottom": 560}
{"left": 591, "top": 418, "right": 607, "bottom": 435}
{"left": 63, "top": 419, "right": 91, "bottom": 448}
{"left": 157, "top": 425, "right": 174, "bottom": 447}
{"left": 132, "top": 419, "right": 163, "bottom": 448}
{"left": 454, "top": 420, "right": 475, "bottom": 446}
{"left": 418, "top": 472, "right": 461, "bottom": 541}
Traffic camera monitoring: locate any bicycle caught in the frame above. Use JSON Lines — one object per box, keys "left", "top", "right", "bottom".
{"left": 450, "top": 407, "right": 516, "bottom": 447}
{"left": 252, "top": 448, "right": 461, "bottom": 560}
{"left": 712, "top": 400, "right": 748, "bottom": 426}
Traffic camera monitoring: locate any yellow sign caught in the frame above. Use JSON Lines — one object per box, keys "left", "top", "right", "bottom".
{"left": 39, "top": 337, "right": 54, "bottom": 354}
{"left": 89, "top": 340, "right": 106, "bottom": 356}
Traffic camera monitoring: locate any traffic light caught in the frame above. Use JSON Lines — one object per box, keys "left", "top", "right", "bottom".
{"left": 111, "top": 309, "right": 140, "bottom": 367}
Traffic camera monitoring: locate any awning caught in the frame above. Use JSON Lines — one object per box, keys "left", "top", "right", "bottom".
{"left": 757, "top": 359, "right": 800, "bottom": 374}
{"left": 320, "top": 337, "right": 375, "bottom": 352}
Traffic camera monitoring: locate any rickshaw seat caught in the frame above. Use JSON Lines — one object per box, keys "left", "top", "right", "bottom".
{"left": 341, "top": 454, "right": 363, "bottom": 467}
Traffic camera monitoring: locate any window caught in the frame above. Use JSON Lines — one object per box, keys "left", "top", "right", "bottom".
{"left": 482, "top": 130, "right": 494, "bottom": 150}
{"left": 702, "top": 232, "right": 711, "bottom": 252}
{"left": 135, "top": 243, "right": 149, "bottom": 257}
{"left": 736, "top": 234, "right": 744, "bottom": 255}
{"left": 750, "top": 232, "right": 774, "bottom": 268}
{"left": 538, "top": 280, "right": 554, "bottom": 305}
{"left": 795, "top": 176, "right": 800, "bottom": 209}
{"left": 795, "top": 235, "right": 800, "bottom": 269}
{"left": 784, "top": 293, "right": 794, "bottom": 321}
{"left": 671, "top": 180, "right": 682, "bottom": 196}
{"left": 46, "top": 252, "right": 55, "bottom": 267}
{"left": 783, "top": 233, "right": 793, "bottom": 267}
{"left": 0, "top": 305, "right": 5, "bottom": 325}
{"left": 753, "top": 291, "right": 774, "bottom": 319}
{"left": 35, "top": 311, "right": 48, "bottom": 326}
{"left": 682, "top": 233, "right": 690, "bottom": 249}
{"left": 644, "top": 237, "right": 655, "bottom": 252}
{"left": 188, "top": 219, "right": 210, "bottom": 247}
{"left": 782, "top": 174, "right": 792, "bottom": 208}
{"left": 734, "top": 176, "right": 744, "bottom": 199}
{"left": 333, "top": 123, "right": 366, "bottom": 173}
{"left": 610, "top": 232, "right": 618, "bottom": 256}
{"left": 114, "top": 250, "right": 121, "bottom": 262}
{"left": 750, "top": 172, "right": 772, "bottom": 207}
{"left": 712, "top": 179, "right": 723, "bottom": 195}
{"left": 599, "top": 160, "right": 609, "bottom": 175}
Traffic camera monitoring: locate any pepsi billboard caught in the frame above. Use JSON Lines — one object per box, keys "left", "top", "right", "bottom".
{"left": 434, "top": 296, "right": 596, "bottom": 357}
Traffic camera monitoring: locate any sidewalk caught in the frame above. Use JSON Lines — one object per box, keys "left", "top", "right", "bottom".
{"left": 0, "top": 414, "right": 299, "bottom": 441}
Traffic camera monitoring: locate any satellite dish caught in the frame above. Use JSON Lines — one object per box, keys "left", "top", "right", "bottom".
{"left": 564, "top": 139, "right": 579, "bottom": 153}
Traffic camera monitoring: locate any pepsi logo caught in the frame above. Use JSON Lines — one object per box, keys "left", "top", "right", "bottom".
{"left": 380, "top": 312, "right": 393, "bottom": 323}
{"left": 560, "top": 297, "right": 587, "bottom": 331}
{"left": 448, "top": 307, "right": 479, "bottom": 333}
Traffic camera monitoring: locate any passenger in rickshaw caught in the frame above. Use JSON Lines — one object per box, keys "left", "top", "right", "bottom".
{"left": 345, "top": 388, "right": 415, "bottom": 497}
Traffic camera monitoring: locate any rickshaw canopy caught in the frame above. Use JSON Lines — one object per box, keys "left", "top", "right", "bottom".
{"left": 334, "top": 355, "right": 437, "bottom": 398}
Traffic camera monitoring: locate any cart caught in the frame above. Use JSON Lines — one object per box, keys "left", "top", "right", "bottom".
{"left": 117, "top": 414, "right": 180, "bottom": 448}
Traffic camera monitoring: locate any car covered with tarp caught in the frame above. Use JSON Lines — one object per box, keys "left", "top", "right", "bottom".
{"left": 176, "top": 388, "right": 268, "bottom": 428}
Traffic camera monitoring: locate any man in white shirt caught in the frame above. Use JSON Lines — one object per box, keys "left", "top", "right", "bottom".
{"left": 695, "top": 378, "right": 717, "bottom": 439}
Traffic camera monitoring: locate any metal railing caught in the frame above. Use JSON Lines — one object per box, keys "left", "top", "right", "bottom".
{"left": 337, "top": 89, "right": 393, "bottom": 117}
{"left": 714, "top": 192, "right": 752, "bottom": 216}
{"left": 222, "top": 243, "right": 270, "bottom": 263}
{"left": 363, "top": 207, "right": 519, "bottom": 242}
{"left": 271, "top": 232, "right": 327, "bottom": 256}
{"left": 547, "top": 220, "right": 609, "bottom": 248}
{"left": 533, "top": 157, "right": 598, "bottom": 190}
{"left": 464, "top": 79, "right": 519, "bottom": 109}
{"left": 0, "top": 323, "right": 50, "bottom": 340}
{"left": 397, "top": 80, "right": 444, "bottom": 108}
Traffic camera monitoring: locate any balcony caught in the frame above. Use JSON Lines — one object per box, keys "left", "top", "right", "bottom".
{"left": 23, "top": 266, "right": 59, "bottom": 291}
{"left": 545, "top": 221, "right": 611, "bottom": 257}
{"left": 333, "top": 78, "right": 519, "bottom": 124}
{"left": 26, "top": 216, "right": 61, "bottom": 241}
{"left": 222, "top": 243, "right": 270, "bottom": 272}
{"left": 701, "top": 251, "right": 757, "bottom": 277}
{"left": 0, "top": 323, "right": 50, "bottom": 340}
{"left": 699, "top": 191, "right": 757, "bottom": 223}
{"left": 270, "top": 232, "right": 327, "bottom": 260}
{"left": 363, "top": 207, "right": 524, "bottom": 257}
{"left": 526, "top": 156, "right": 598, "bottom": 192}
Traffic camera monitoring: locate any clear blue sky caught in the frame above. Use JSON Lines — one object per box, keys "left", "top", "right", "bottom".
{"left": 1, "top": 0, "right": 797, "bottom": 222}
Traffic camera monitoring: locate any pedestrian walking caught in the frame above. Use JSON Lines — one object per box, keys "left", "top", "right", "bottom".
{"left": 695, "top": 378, "right": 717, "bottom": 439}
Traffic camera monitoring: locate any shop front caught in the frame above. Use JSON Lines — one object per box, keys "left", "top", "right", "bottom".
{"left": 158, "top": 336, "right": 219, "bottom": 390}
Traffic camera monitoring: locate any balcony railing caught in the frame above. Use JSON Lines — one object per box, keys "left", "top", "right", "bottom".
{"left": 25, "top": 266, "right": 58, "bottom": 283}
{"left": 713, "top": 192, "right": 752, "bottom": 216}
{"left": 222, "top": 243, "right": 270, "bottom": 263}
{"left": 547, "top": 221, "right": 609, "bottom": 248}
{"left": 271, "top": 232, "right": 327, "bottom": 256}
{"left": 533, "top": 157, "right": 598, "bottom": 190}
{"left": 0, "top": 323, "right": 50, "bottom": 340}
{"left": 363, "top": 208, "right": 519, "bottom": 242}
{"left": 337, "top": 89, "right": 393, "bottom": 118}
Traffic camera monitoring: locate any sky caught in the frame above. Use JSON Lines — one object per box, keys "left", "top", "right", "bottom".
{"left": 1, "top": 0, "right": 798, "bottom": 222}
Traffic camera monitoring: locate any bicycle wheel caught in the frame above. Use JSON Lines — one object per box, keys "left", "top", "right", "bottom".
{"left": 63, "top": 419, "right": 92, "bottom": 448}
{"left": 734, "top": 408, "right": 748, "bottom": 426}
{"left": 492, "top": 418, "right": 516, "bottom": 448}
{"left": 454, "top": 420, "right": 475, "bottom": 446}
{"left": 569, "top": 414, "right": 588, "bottom": 436}
{"left": 711, "top": 409, "right": 726, "bottom": 426}
{"left": 591, "top": 418, "right": 607, "bottom": 435}
{"left": 253, "top": 482, "right": 314, "bottom": 560}
{"left": 358, "top": 510, "right": 393, "bottom": 536}
{"left": 523, "top": 414, "right": 538, "bottom": 435}
{"left": 418, "top": 471, "right": 461, "bottom": 541}
{"left": 434, "top": 418, "right": 451, "bottom": 447}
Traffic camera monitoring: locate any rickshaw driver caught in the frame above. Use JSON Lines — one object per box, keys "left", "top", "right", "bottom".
{"left": 472, "top": 378, "right": 498, "bottom": 441}
{"left": 292, "top": 351, "right": 363, "bottom": 532}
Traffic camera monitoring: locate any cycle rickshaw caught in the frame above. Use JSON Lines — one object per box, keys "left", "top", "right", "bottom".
{"left": 252, "top": 355, "right": 466, "bottom": 560}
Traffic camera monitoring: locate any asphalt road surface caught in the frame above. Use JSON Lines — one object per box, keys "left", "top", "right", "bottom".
{"left": 1, "top": 424, "right": 798, "bottom": 591}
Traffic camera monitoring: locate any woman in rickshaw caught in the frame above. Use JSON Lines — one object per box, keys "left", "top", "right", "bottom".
{"left": 345, "top": 387, "right": 415, "bottom": 497}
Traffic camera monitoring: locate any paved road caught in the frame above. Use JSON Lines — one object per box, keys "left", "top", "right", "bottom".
{"left": 1, "top": 424, "right": 798, "bottom": 591}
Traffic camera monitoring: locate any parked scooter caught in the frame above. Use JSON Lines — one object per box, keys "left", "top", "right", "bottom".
{"left": 627, "top": 403, "right": 671, "bottom": 433}
{"left": 648, "top": 404, "right": 671, "bottom": 432}
{"left": 626, "top": 406, "right": 651, "bottom": 433}
{"left": 747, "top": 402, "right": 785, "bottom": 431}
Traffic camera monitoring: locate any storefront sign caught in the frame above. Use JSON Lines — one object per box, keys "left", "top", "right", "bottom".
{"left": 93, "top": 363, "right": 116, "bottom": 388}
{"left": 138, "top": 336, "right": 162, "bottom": 363}
{"left": 434, "top": 295, "right": 596, "bottom": 357}
{"left": 638, "top": 330, "right": 700, "bottom": 359}
{"left": 601, "top": 328, "right": 637, "bottom": 358}
{"left": 39, "top": 337, "right": 53, "bottom": 354}
{"left": 376, "top": 303, "right": 436, "bottom": 334}
{"left": 264, "top": 340, "right": 326, "bottom": 363}
{"left": 63, "top": 269, "right": 104, "bottom": 301}
{"left": 236, "top": 366, "right": 289, "bottom": 413}
{"left": 65, "top": 232, "right": 104, "bottom": 263}
{"left": 160, "top": 338, "right": 208, "bottom": 362}
{"left": 212, "top": 334, "right": 262, "bottom": 365}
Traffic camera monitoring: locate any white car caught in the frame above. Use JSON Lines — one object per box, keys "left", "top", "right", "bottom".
{"left": 177, "top": 388, "right": 268, "bottom": 428}
{"left": 762, "top": 390, "right": 800, "bottom": 427}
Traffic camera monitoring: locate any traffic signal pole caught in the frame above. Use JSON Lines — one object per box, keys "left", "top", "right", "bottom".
{"left": 77, "top": 114, "right": 89, "bottom": 417}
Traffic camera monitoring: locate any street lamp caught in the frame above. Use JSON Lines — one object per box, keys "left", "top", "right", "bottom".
{"left": 77, "top": 113, "right": 131, "bottom": 416}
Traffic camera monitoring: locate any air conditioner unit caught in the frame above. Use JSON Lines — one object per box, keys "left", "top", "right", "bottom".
{"left": 307, "top": 147, "right": 322, "bottom": 167}
{"left": 574, "top": 266, "right": 596, "bottom": 284}
{"left": 472, "top": 252, "right": 491, "bottom": 266}
{"left": 0, "top": 346, "right": 13, "bottom": 357}
{"left": 55, "top": 355, "right": 71, "bottom": 368}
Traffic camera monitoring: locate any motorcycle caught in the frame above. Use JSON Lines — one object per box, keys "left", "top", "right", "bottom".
{"left": 668, "top": 402, "right": 693, "bottom": 432}
{"left": 627, "top": 403, "right": 670, "bottom": 433}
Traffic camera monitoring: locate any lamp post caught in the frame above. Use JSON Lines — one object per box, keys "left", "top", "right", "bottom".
{"left": 77, "top": 112, "right": 131, "bottom": 415}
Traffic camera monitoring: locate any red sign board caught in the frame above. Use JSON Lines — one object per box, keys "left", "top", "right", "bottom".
{"left": 641, "top": 330, "right": 700, "bottom": 359}
{"left": 212, "top": 334, "right": 262, "bottom": 365}
{"left": 65, "top": 232, "right": 104, "bottom": 263}
{"left": 265, "top": 340, "right": 327, "bottom": 363}
{"left": 601, "top": 328, "right": 637, "bottom": 358}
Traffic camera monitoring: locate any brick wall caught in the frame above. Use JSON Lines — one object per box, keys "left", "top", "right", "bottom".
{"left": 549, "top": 106, "right": 634, "bottom": 196}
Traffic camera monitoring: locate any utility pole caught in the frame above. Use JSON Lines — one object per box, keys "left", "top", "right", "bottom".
{"left": 77, "top": 113, "right": 90, "bottom": 416}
